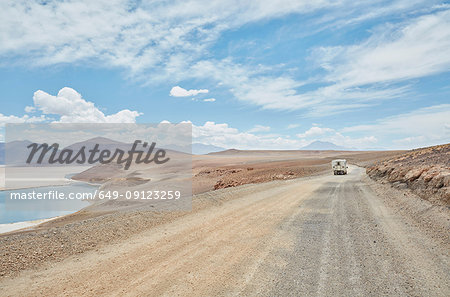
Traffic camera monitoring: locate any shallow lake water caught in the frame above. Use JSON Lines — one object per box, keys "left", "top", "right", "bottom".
{"left": 0, "top": 182, "right": 97, "bottom": 224}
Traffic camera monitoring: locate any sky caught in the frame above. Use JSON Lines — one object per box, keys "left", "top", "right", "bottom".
{"left": 0, "top": 0, "right": 449, "bottom": 150}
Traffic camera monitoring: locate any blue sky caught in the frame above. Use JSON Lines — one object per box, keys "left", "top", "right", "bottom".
{"left": 0, "top": 0, "right": 449, "bottom": 150}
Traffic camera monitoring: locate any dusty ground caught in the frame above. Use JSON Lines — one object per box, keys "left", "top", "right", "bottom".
{"left": 73, "top": 149, "right": 405, "bottom": 195}
{"left": 194, "top": 158, "right": 328, "bottom": 192}
{"left": 0, "top": 165, "right": 448, "bottom": 296}
{"left": 367, "top": 143, "right": 450, "bottom": 205}
{"left": 0, "top": 150, "right": 406, "bottom": 277}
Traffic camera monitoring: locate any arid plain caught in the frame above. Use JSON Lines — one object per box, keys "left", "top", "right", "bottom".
{"left": 0, "top": 147, "right": 448, "bottom": 296}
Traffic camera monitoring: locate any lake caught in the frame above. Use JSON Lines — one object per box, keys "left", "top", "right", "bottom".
{"left": 0, "top": 182, "right": 98, "bottom": 224}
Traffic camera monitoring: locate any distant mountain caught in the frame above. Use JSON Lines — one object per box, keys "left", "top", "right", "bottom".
{"left": 301, "top": 141, "right": 351, "bottom": 151}
{"left": 64, "top": 136, "right": 130, "bottom": 152}
{"left": 192, "top": 143, "right": 226, "bottom": 155}
{"left": 164, "top": 143, "right": 226, "bottom": 154}
{"left": 4, "top": 140, "right": 34, "bottom": 165}
{"left": 3, "top": 138, "right": 129, "bottom": 165}
{"left": 162, "top": 144, "right": 192, "bottom": 154}
{"left": 207, "top": 148, "right": 262, "bottom": 156}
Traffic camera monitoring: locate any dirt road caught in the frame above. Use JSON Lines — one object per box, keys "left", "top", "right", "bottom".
{"left": 1, "top": 166, "right": 448, "bottom": 296}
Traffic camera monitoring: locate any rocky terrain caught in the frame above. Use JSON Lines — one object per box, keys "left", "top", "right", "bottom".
{"left": 1, "top": 166, "right": 448, "bottom": 296}
{"left": 366, "top": 143, "right": 450, "bottom": 206}
{"left": 197, "top": 159, "right": 329, "bottom": 191}
{"left": 0, "top": 149, "right": 413, "bottom": 279}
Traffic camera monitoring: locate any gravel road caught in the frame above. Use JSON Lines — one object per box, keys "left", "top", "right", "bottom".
{"left": 1, "top": 166, "right": 448, "bottom": 296}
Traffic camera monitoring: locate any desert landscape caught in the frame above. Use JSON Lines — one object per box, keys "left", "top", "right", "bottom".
{"left": 0, "top": 146, "right": 448, "bottom": 296}
{"left": 1, "top": 1, "right": 449, "bottom": 296}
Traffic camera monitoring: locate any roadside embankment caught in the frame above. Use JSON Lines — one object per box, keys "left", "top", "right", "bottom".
{"left": 366, "top": 143, "right": 450, "bottom": 206}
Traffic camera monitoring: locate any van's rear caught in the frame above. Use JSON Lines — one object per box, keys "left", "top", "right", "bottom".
{"left": 331, "top": 159, "right": 347, "bottom": 175}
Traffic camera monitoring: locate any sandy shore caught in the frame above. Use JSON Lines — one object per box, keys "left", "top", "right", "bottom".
{"left": 0, "top": 216, "right": 63, "bottom": 234}
{"left": 0, "top": 166, "right": 92, "bottom": 191}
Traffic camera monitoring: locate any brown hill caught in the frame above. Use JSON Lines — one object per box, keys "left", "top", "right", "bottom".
{"left": 367, "top": 143, "right": 450, "bottom": 206}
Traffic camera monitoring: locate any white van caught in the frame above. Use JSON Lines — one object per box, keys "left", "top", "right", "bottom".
{"left": 332, "top": 159, "right": 348, "bottom": 175}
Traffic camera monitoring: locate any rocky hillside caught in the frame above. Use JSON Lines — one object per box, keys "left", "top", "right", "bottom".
{"left": 366, "top": 144, "right": 450, "bottom": 206}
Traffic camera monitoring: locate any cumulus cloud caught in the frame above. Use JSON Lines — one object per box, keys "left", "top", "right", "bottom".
{"left": 191, "top": 121, "right": 380, "bottom": 150}
{"left": 192, "top": 121, "right": 303, "bottom": 150}
{"left": 323, "top": 133, "right": 378, "bottom": 149}
{"left": 170, "top": 86, "right": 209, "bottom": 97}
{"left": 32, "top": 87, "right": 142, "bottom": 123}
{"left": 342, "top": 104, "right": 450, "bottom": 148}
{"left": 0, "top": 113, "right": 47, "bottom": 141}
{"left": 203, "top": 98, "right": 216, "bottom": 102}
{"left": 0, "top": 114, "right": 46, "bottom": 124}
{"left": 0, "top": 87, "right": 143, "bottom": 141}
{"left": 24, "top": 106, "right": 35, "bottom": 113}
{"left": 297, "top": 126, "right": 334, "bottom": 138}
{"left": 0, "top": 87, "right": 142, "bottom": 129}
{"left": 294, "top": 125, "right": 378, "bottom": 149}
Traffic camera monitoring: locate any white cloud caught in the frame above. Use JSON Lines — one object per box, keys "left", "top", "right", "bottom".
{"left": 0, "top": 1, "right": 446, "bottom": 117}
{"left": 191, "top": 121, "right": 380, "bottom": 150}
{"left": 287, "top": 124, "right": 301, "bottom": 129}
{"left": 318, "top": 0, "right": 441, "bottom": 31}
{"left": 323, "top": 133, "right": 378, "bottom": 149}
{"left": 291, "top": 104, "right": 450, "bottom": 149}
{"left": 0, "top": 1, "right": 447, "bottom": 149}
{"left": 192, "top": 121, "right": 303, "bottom": 150}
{"left": 342, "top": 104, "right": 450, "bottom": 148}
{"left": 32, "top": 87, "right": 142, "bottom": 123}
{"left": 297, "top": 126, "right": 334, "bottom": 138}
{"left": 185, "top": 9, "right": 450, "bottom": 115}
{"left": 0, "top": 87, "right": 142, "bottom": 141}
{"left": 170, "top": 86, "right": 209, "bottom": 97}
{"left": 248, "top": 125, "right": 271, "bottom": 133}
{"left": 315, "top": 9, "right": 450, "bottom": 88}
{"left": 189, "top": 57, "right": 408, "bottom": 116}
{"left": 393, "top": 135, "right": 427, "bottom": 145}
{"left": 203, "top": 98, "right": 216, "bottom": 102}
{"left": 294, "top": 125, "right": 378, "bottom": 149}
{"left": 24, "top": 106, "right": 35, "bottom": 113}
{"left": 0, "top": 0, "right": 336, "bottom": 76}
{"left": 0, "top": 114, "right": 46, "bottom": 124}
{"left": 0, "top": 113, "right": 47, "bottom": 142}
